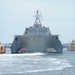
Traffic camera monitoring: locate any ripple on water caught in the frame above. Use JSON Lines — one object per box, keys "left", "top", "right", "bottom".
{"left": 0, "top": 53, "right": 73, "bottom": 74}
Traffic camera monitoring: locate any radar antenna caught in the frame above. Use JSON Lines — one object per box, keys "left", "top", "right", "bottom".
{"left": 34, "top": 10, "right": 42, "bottom": 24}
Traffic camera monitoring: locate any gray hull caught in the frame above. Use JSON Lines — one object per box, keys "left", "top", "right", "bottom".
{"left": 11, "top": 35, "right": 63, "bottom": 53}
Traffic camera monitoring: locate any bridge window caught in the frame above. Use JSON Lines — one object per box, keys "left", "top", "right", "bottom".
{"left": 15, "top": 37, "right": 18, "bottom": 41}
{"left": 1, "top": 47, "right": 3, "bottom": 50}
{"left": 56, "top": 36, "right": 58, "bottom": 40}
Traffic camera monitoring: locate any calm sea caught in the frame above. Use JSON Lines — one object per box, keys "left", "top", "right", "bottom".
{"left": 0, "top": 48, "right": 75, "bottom": 75}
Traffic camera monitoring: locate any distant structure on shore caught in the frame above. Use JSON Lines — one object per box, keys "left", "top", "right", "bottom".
{"left": 4, "top": 43, "right": 11, "bottom": 48}
{"left": 63, "top": 43, "right": 70, "bottom": 48}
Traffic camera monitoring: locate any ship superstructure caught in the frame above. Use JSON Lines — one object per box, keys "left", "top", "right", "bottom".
{"left": 11, "top": 10, "right": 63, "bottom": 53}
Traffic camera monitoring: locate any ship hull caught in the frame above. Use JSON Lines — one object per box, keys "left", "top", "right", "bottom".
{"left": 11, "top": 35, "right": 63, "bottom": 53}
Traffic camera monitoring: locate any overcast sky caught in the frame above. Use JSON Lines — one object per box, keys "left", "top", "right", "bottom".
{"left": 0, "top": 0, "right": 75, "bottom": 44}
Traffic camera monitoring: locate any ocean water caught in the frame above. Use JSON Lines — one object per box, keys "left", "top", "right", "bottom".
{"left": 0, "top": 48, "right": 75, "bottom": 75}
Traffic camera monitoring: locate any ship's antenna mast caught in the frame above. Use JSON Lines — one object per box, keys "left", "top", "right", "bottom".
{"left": 34, "top": 10, "right": 42, "bottom": 24}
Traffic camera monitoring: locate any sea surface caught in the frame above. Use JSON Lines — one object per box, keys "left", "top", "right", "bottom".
{"left": 0, "top": 48, "right": 75, "bottom": 75}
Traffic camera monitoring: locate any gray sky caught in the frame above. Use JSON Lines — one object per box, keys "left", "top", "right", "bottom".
{"left": 0, "top": 0, "right": 75, "bottom": 44}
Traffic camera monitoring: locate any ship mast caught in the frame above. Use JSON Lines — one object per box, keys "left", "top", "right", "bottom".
{"left": 34, "top": 10, "right": 42, "bottom": 27}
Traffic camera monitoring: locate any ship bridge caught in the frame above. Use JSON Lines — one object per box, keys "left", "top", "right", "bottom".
{"left": 24, "top": 10, "right": 51, "bottom": 35}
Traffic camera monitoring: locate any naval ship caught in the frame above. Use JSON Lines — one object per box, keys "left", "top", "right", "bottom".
{"left": 11, "top": 10, "right": 63, "bottom": 53}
